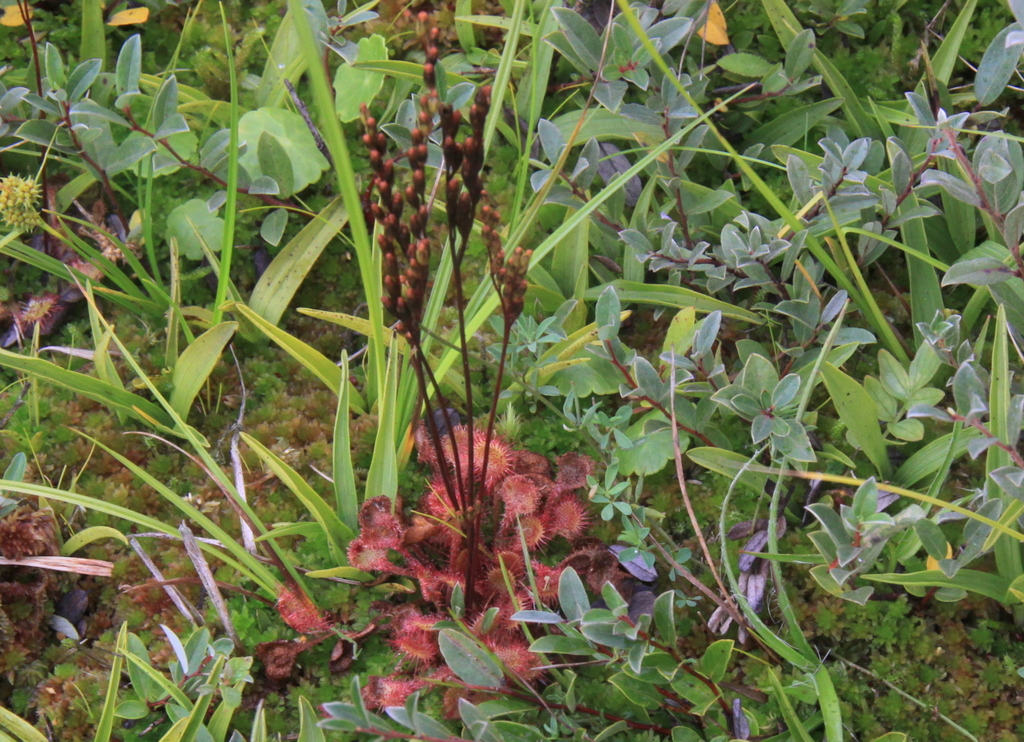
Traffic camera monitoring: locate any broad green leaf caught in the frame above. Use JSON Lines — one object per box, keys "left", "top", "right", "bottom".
{"left": 238, "top": 108, "right": 329, "bottom": 194}
{"left": 550, "top": 107, "right": 666, "bottom": 142}
{"left": 114, "top": 34, "right": 141, "bottom": 97}
{"left": 617, "top": 414, "right": 675, "bottom": 477}
{"left": 717, "top": 52, "right": 772, "bottom": 77}
{"left": 653, "top": 591, "right": 676, "bottom": 646}
{"left": 257, "top": 131, "right": 295, "bottom": 196}
{"left": 166, "top": 199, "right": 224, "bottom": 260}
{"left": 529, "top": 634, "right": 594, "bottom": 654}
{"left": 765, "top": 668, "right": 815, "bottom": 742}
{"left": 942, "top": 257, "right": 1014, "bottom": 286}
{"left": 913, "top": 519, "right": 948, "bottom": 560}
{"left": 169, "top": 322, "right": 236, "bottom": 419}
{"left": 975, "top": 24, "right": 1024, "bottom": 105}
{"left": 559, "top": 567, "right": 590, "bottom": 622}
{"left": 260, "top": 208, "right": 289, "bottom": 246}
{"left": 699, "top": 640, "right": 733, "bottom": 682}
{"left": 255, "top": 1, "right": 329, "bottom": 108}
{"left": 439, "top": 629, "right": 503, "bottom": 687}
{"left": 820, "top": 363, "right": 891, "bottom": 478}
{"left": 250, "top": 197, "right": 349, "bottom": 326}
{"left": 785, "top": 28, "right": 815, "bottom": 79}
{"left": 334, "top": 35, "right": 388, "bottom": 122}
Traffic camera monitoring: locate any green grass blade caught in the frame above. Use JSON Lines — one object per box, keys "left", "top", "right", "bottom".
{"left": 92, "top": 623, "right": 128, "bottom": 742}
{"left": 863, "top": 569, "right": 1011, "bottom": 603}
{"left": 169, "top": 322, "right": 237, "bottom": 420}
{"left": 745, "top": 97, "right": 844, "bottom": 147}
{"left": 365, "top": 338, "right": 400, "bottom": 502}
{"left": 241, "top": 432, "right": 354, "bottom": 559}
{"left": 80, "top": 0, "right": 105, "bottom": 66}
{"left": 231, "top": 303, "right": 341, "bottom": 391}
{"left": 0, "top": 349, "right": 177, "bottom": 432}
{"left": 931, "top": 0, "right": 977, "bottom": 84}
{"left": 483, "top": 0, "right": 528, "bottom": 157}
{"left": 840, "top": 228, "right": 949, "bottom": 271}
{"left": 820, "top": 362, "right": 892, "bottom": 478}
{"left": 823, "top": 199, "right": 909, "bottom": 362}
{"left": 985, "top": 305, "right": 1023, "bottom": 605}
{"left": 287, "top": 0, "right": 386, "bottom": 400}
{"left": 298, "top": 696, "right": 327, "bottom": 742}
{"left": 550, "top": 212, "right": 590, "bottom": 332}
{"left": 334, "top": 352, "right": 359, "bottom": 531}
{"left": 766, "top": 667, "right": 816, "bottom": 742}
{"left": 757, "top": 0, "right": 879, "bottom": 139}
{"left": 582, "top": 280, "right": 762, "bottom": 323}
{"left": 900, "top": 195, "right": 944, "bottom": 347}
{"left": 814, "top": 666, "right": 844, "bottom": 742}
{"left": 249, "top": 198, "right": 349, "bottom": 326}
{"left": 894, "top": 428, "right": 980, "bottom": 487}
{"left": 212, "top": 4, "right": 239, "bottom": 326}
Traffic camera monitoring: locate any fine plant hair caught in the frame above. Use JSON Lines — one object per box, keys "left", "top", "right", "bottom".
{"left": 360, "top": 17, "right": 531, "bottom": 610}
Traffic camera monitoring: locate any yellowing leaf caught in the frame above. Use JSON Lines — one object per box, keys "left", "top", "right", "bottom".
{"left": 696, "top": 1, "right": 729, "bottom": 46}
{"left": 107, "top": 6, "right": 149, "bottom": 24}
{"left": 925, "top": 543, "right": 953, "bottom": 571}
{"left": 0, "top": 4, "right": 31, "bottom": 26}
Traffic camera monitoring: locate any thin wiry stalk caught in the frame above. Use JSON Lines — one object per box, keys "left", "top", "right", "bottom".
{"left": 408, "top": 352, "right": 463, "bottom": 511}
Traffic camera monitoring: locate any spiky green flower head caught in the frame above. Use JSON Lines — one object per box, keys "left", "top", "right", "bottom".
{"left": 0, "top": 175, "right": 42, "bottom": 231}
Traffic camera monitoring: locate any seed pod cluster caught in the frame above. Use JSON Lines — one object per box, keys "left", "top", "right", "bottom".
{"left": 360, "top": 15, "right": 529, "bottom": 340}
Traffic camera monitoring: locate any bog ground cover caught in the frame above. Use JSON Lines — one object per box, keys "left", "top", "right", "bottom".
{"left": 2, "top": 0, "right": 1024, "bottom": 739}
